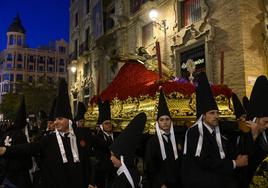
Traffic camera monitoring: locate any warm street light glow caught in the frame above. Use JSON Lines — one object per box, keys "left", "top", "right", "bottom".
{"left": 71, "top": 66, "right": 76, "bottom": 73}
{"left": 149, "top": 9, "right": 158, "bottom": 21}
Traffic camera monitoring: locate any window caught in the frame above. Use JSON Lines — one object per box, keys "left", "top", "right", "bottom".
{"left": 59, "top": 59, "right": 65, "bottom": 66}
{"left": 39, "top": 56, "right": 45, "bottom": 64}
{"left": 48, "top": 57, "right": 55, "bottom": 65}
{"left": 6, "top": 63, "right": 12, "bottom": 69}
{"left": 17, "top": 54, "right": 23, "bottom": 61}
{"left": 3, "top": 84, "right": 10, "bottom": 92}
{"left": 6, "top": 54, "right": 12, "bottom": 61}
{"left": 39, "top": 66, "right": 44, "bottom": 72}
{"left": 85, "top": 28, "right": 90, "bottom": 50}
{"left": 3, "top": 74, "right": 9, "bottom": 81}
{"left": 10, "top": 74, "right": 14, "bottom": 81}
{"left": 16, "top": 74, "right": 23, "bottom": 82}
{"left": 103, "top": 2, "right": 115, "bottom": 32}
{"left": 48, "top": 67, "right": 54, "bottom": 72}
{"left": 75, "top": 12, "right": 79, "bottom": 27}
{"left": 9, "top": 35, "right": 14, "bottom": 45}
{"left": 59, "top": 67, "right": 65, "bottom": 72}
{"left": 86, "top": 0, "right": 90, "bottom": 14}
{"left": 180, "top": 0, "right": 201, "bottom": 27}
{"left": 28, "top": 76, "right": 33, "bottom": 82}
{"left": 28, "top": 55, "right": 35, "bottom": 62}
{"left": 74, "top": 39, "right": 78, "bottom": 59}
{"left": 17, "top": 64, "right": 23, "bottom": 69}
{"left": 28, "top": 65, "right": 34, "bottom": 71}
{"left": 142, "top": 22, "right": 153, "bottom": 47}
{"left": 130, "top": 0, "right": 148, "bottom": 14}
{"left": 59, "top": 46, "right": 66, "bottom": 53}
{"left": 17, "top": 36, "right": 22, "bottom": 46}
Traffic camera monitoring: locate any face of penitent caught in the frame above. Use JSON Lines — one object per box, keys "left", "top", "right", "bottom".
{"left": 102, "top": 120, "right": 113, "bottom": 133}
{"left": 203, "top": 110, "right": 219, "bottom": 128}
{"left": 158, "top": 115, "right": 171, "bottom": 132}
{"left": 110, "top": 152, "right": 122, "bottom": 168}
{"left": 54, "top": 117, "right": 69, "bottom": 133}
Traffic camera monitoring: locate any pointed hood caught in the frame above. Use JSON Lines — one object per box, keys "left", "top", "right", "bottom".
{"left": 48, "top": 98, "right": 57, "bottom": 121}
{"left": 54, "top": 79, "right": 72, "bottom": 120}
{"left": 248, "top": 75, "right": 268, "bottom": 119}
{"left": 242, "top": 96, "right": 250, "bottom": 114}
{"left": 38, "top": 110, "right": 47, "bottom": 120}
{"left": 97, "top": 99, "right": 111, "bottom": 124}
{"left": 74, "top": 102, "right": 87, "bottom": 121}
{"left": 157, "top": 88, "right": 171, "bottom": 120}
{"left": 14, "top": 96, "right": 27, "bottom": 129}
{"left": 232, "top": 93, "right": 246, "bottom": 119}
{"left": 196, "top": 72, "right": 218, "bottom": 118}
{"left": 110, "top": 112, "right": 147, "bottom": 160}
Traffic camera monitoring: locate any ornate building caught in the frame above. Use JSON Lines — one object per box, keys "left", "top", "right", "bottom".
{"left": 0, "top": 15, "right": 69, "bottom": 102}
{"left": 69, "top": 0, "right": 268, "bottom": 113}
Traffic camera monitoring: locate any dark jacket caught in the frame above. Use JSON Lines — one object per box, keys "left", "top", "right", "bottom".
{"left": 182, "top": 124, "right": 238, "bottom": 188}
{"left": 4, "top": 127, "right": 106, "bottom": 188}
{"left": 145, "top": 129, "right": 183, "bottom": 188}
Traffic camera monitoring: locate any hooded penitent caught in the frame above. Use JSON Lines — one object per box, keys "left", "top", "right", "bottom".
{"left": 196, "top": 72, "right": 218, "bottom": 118}
{"left": 156, "top": 88, "right": 171, "bottom": 120}
{"left": 232, "top": 93, "right": 246, "bottom": 119}
{"left": 110, "top": 112, "right": 146, "bottom": 161}
{"left": 48, "top": 97, "right": 57, "bottom": 121}
{"left": 14, "top": 96, "right": 27, "bottom": 129}
{"left": 184, "top": 72, "right": 225, "bottom": 159}
{"left": 242, "top": 96, "right": 250, "bottom": 114}
{"left": 155, "top": 88, "right": 178, "bottom": 160}
{"left": 54, "top": 79, "right": 72, "bottom": 120}
{"left": 247, "top": 75, "right": 268, "bottom": 120}
{"left": 97, "top": 99, "right": 111, "bottom": 125}
{"left": 74, "top": 102, "right": 87, "bottom": 121}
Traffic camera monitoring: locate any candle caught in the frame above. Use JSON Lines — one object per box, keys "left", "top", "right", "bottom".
{"left": 156, "top": 41, "right": 162, "bottom": 79}
{"left": 220, "top": 51, "right": 224, "bottom": 84}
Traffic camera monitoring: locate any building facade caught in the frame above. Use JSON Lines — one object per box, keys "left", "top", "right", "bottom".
{"left": 0, "top": 15, "right": 69, "bottom": 102}
{"left": 69, "top": 0, "right": 268, "bottom": 112}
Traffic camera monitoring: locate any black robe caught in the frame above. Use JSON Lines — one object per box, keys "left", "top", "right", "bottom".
{"left": 0, "top": 128, "right": 32, "bottom": 188}
{"left": 145, "top": 131, "right": 183, "bottom": 188}
{"left": 182, "top": 124, "right": 238, "bottom": 188}
{"left": 242, "top": 130, "right": 268, "bottom": 187}
{"left": 111, "top": 165, "right": 140, "bottom": 188}
{"left": 94, "top": 131, "right": 118, "bottom": 188}
{"left": 4, "top": 128, "right": 103, "bottom": 188}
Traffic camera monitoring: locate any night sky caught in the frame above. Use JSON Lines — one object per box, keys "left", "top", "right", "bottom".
{"left": 0, "top": 0, "right": 70, "bottom": 51}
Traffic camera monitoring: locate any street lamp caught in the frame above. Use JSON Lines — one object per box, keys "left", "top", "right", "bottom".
{"left": 71, "top": 66, "right": 77, "bottom": 73}
{"left": 149, "top": 9, "right": 168, "bottom": 33}
{"left": 149, "top": 9, "right": 158, "bottom": 21}
{"left": 149, "top": 8, "right": 169, "bottom": 79}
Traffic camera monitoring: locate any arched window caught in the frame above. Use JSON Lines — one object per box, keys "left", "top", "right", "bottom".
{"left": 9, "top": 35, "right": 14, "bottom": 45}
{"left": 17, "top": 36, "right": 22, "bottom": 46}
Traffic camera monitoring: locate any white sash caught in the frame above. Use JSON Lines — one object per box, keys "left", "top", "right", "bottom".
{"left": 99, "top": 124, "right": 114, "bottom": 141}
{"left": 56, "top": 120, "right": 80, "bottom": 163}
{"left": 119, "top": 156, "right": 135, "bottom": 188}
{"left": 156, "top": 121, "right": 178, "bottom": 160}
{"left": 183, "top": 115, "right": 226, "bottom": 159}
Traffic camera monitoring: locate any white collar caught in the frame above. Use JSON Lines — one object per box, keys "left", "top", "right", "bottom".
{"left": 117, "top": 164, "right": 124, "bottom": 176}
{"left": 55, "top": 120, "right": 80, "bottom": 163}
{"left": 203, "top": 122, "right": 215, "bottom": 134}
{"left": 155, "top": 121, "right": 178, "bottom": 160}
